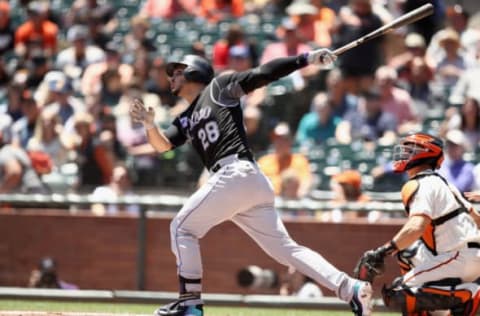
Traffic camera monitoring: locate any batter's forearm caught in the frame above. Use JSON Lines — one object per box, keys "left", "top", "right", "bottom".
{"left": 145, "top": 127, "right": 173, "bottom": 153}
{"left": 260, "top": 54, "right": 309, "bottom": 79}
{"left": 241, "top": 55, "right": 308, "bottom": 93}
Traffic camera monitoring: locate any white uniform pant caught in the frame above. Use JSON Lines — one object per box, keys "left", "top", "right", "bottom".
{"left": 402, "top": 245, "right": 480, "bottom": 287}
{"left": 169, "top": 155, "right": 357, "bottom": 301}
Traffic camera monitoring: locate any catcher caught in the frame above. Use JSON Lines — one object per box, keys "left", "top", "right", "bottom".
{"left": 354, "top": 132, "right": 480, "bottom": 315}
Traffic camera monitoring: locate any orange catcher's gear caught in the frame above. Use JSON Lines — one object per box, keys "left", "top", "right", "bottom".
{"left": 393, "top": 132, "right": 444, "bottom": 173}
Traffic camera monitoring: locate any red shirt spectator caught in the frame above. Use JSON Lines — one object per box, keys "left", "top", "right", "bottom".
{"left": 14, "top": 1, "right": 58, "bottom": 56}
{"left": 199, "top": 0, "right": 244, "bottom": 23}
{"left": 140, "top": 0, "right": 197, "bottom": 19}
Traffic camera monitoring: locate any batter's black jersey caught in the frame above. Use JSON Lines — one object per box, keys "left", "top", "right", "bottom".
{"left": 164, "top": 54, "right": 309, "bottom": 170}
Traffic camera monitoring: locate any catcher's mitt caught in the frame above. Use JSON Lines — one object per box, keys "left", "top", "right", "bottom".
{"left": 353, "top": 249, "right": 386, "bottom": 283}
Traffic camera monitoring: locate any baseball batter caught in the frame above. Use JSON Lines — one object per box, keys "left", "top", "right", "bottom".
{"left": 359, "top": 132, "right": 480, "bottom": 315}
{"left": 129, "top": 52, "right": 372, "bottom": 316}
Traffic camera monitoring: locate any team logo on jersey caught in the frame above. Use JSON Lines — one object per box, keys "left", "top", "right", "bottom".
{"left": 189, "top": 107, "right": 211, "bottom": 129}
{"left": 180, "top": 117, "right": 189, "bottom": 129}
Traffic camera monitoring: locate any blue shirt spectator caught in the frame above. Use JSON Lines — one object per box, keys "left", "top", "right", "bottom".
{"left": 295, "top": 92, "right": 341, "bottom": 148}
{"left": 438, "top": 129, "right": 475, "bottom": 192}
{"left": 338, "top": 89, "right": 397, "bottom": 144}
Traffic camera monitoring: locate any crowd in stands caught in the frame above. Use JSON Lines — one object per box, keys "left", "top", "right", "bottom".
{"left": 1, "top": 0, "right": 480, "bottom": 217}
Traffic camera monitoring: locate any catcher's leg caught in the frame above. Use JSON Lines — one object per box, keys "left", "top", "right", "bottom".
{"left": 382, "top": 280, "right": 480, "bottom": 316}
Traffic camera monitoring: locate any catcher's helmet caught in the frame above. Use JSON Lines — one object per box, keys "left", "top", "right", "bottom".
{"left": 392, "top": 132, "right": 444, "bottom": 173}
{"left": 166, "top": 55, "right": 214, "bottom": 84}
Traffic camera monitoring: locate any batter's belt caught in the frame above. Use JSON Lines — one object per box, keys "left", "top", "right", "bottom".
{"left": 210, "top": 153, "right": 254, "bottom": 173}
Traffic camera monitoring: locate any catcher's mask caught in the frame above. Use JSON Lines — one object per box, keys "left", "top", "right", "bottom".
{"left": 392, "top": 132, "right": 444, "bottom": 173}
{"left": 166, "top": 55, "right": 214, "bottom": 84}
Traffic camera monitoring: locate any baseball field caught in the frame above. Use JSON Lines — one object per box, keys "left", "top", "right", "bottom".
{"left": 0, "top": 299, "right": 399, "bottom": 316}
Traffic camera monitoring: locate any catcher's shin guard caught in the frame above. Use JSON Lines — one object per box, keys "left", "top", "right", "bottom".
{"left": 382, "top": 283, "right": 475, "bottom": 315}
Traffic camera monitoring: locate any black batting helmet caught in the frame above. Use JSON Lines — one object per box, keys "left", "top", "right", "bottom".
{"left": 166, "top": 55, "right": 214, "bottom": 84}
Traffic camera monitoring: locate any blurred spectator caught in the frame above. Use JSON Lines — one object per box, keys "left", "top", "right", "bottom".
{"left": 24, "top": 51, "right": 51, "bottom": 89}
{"left": 0, "top": 143, "right": 47, "bottom": 194}
{"left": 212, "top": 23, "right": 258, "bottom": 72}
{"left": 438, "top": 129, "right": 475, "bottom": 192}
{"left": 405, "top": 56, "right": 433, "bottom": 105}
{"left": 55, "top": 24, "right": 105, "bottom": 76}
{"left": 279, "top": 267, "right": 323, "bottom": 298}
{"left": 260, "top": 17, "right": 317, "bottom": 81}
{"left": 14, "top": 1, "right": 58, "bottom": 59}
{"left": 190, "top": 40, "right": 207, "bottom": 58}
{"left": 130, "top": 53, "right": 152, "bottom": 90}
{"left": 261, "top": 18, "right": 311, "bottom": 64}
{"left": 123, "top": 15, "right": 156, "bottom": 61}
{"left": 91, "top": 164, "right": 139, "bottom": 216}
{"left": 67, "top": 112, "right": 114, "bottom": 189}
{"left": 199, "top": 0, "right": 245, "bottom": 23}
{"left": 1, "top": 82, "right": 25, "bottom": 122}
{"left": 286, "top": 0, "right": 336, "bottom": 48}
{"left": 336, "top": 89, "right": 397, "bottom": 145}
{"left": 85, "top": 10, "right": 112, "bottom": 50}
{"left": 449, "top": 50, "right": 480, "bottom": 106}
{"left": 402, "top": 0, "right": 444, "bottom": 44}
{"left": 325, "top": 169, "right": 374, "bottom": 222}
{"left": 227, "top": 44, "right": 254, "bottom": 72}
{"left": 325, "top": 68, "right": 358, "bottom": 118}
{"left": 472, "top": 163, "right": 480, "bottom": 191}
{"left": 140, "top": 0, "right": 197, "bottom": 19}
{"left": 333, "top": 0, "right": 384, "bottom": 91}
{"left": 279, "top": 168, "right": 302, "bottom": 200}
{"left": 330, "top": 169, "right": 370, "bottom": 203}
{"left": 144, "top": 57, "right": 179, "bottom": 108}
{"left": 81, "top": 41, "right": 133, "bottom": 99}
{"left": 96, "top": 110, "right": 127, "bottom": 163}
{"left": 243, "top": 106, "right": 269, "bottom": 155}
{"left": 0, "top": 111, "right": 12, "bottom": 145}
{"left": 374, "top": 65, "right": 420, "bottom": 134}
{"left": 11, "top": 90, "right": 40, "bottom": 148}
{"left": 27, "top": 107, "right": 70, "bottom": 167}
{"left": 295, "top": 92, "right": 341, "bottom": 148}
{"left": 0, "top": 58, "right": 10, "bottom": 96}
{"left": 0, "top": 0, "right": 14, "bottom": 55}
{"left": 389, "top": 33, "right": 433, "bottom": 99}
{"left": 115, "top": 89, "right": 170, "bottom": 188}
{"left": 430, "top": 28, "right": 470, "bottom": 102}
{"left": 257, "top": 122, "right": 313, "bottom": 197}
{"left": 426, "top": 4, "right": 478, "bottom": 67}
{"left": 43, "top": 78, "right": 85, "bottom": 126}
{"left": 441, "top": 97, "right": 480, "bottom": 151}
{"left": 28, "top": 257, "right": 78, "bottom": 289}
{"left": 65, "top": 0, "right": 117, "bottom": 33}
{"left": 100, "top": 69, "right": 123, "bottom": 107}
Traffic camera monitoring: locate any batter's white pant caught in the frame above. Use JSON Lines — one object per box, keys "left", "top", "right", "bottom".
{"left": 169, "top": 155, "right": 358, "bottom": 301}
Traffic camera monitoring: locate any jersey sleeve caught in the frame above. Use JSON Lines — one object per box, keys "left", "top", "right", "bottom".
{"left": 163, "top": 118, "right": 188, "bottom": 149}
{"left": 212, "top": 54, "right": 309, "bottom": 103}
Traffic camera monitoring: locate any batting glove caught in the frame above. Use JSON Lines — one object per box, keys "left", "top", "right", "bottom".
{"left": 130, "top": 98, "right": 156, "bottom": 130}
{"left": 307, "top": 48, "right": 337, "bottom": 67}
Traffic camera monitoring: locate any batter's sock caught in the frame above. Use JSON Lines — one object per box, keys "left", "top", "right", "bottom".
{"left": 179, "top": 276, "right": 202, "bottom": 306}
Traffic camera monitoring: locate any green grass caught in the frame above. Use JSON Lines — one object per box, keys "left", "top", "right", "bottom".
{"left": 0, "top": 299, "right": 398, "bottom": 315}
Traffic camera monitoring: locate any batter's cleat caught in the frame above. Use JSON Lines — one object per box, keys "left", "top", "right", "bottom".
{"left": 154, "top": 298, "right": 203, "bottom": 316}
{"left": 350, "top": 281, "right": 373, "bottom": 316}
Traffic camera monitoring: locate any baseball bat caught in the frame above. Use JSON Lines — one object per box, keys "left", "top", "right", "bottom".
{"left": 333, "top": 3, "right": 434, "bottom": 56}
